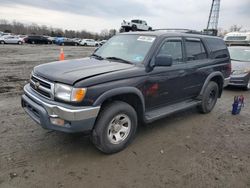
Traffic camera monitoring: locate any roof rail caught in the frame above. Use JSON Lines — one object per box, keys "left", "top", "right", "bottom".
{"left": 153, "top": 28, "right": 203, "bottom": 34}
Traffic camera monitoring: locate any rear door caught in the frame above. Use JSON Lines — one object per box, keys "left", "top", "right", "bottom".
{"left": 183, "top": 37, "right": 210, "bottom": 97}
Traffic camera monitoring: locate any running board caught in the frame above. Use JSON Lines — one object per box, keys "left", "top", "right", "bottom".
{"left": 145, "top": 100, "right": 201, "bottom": 123}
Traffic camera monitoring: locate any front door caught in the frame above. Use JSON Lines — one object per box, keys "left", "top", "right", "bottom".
{"left": 145, "top": 38, "right": 188, "bottom": 110}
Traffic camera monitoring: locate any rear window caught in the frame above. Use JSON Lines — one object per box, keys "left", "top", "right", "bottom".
{"left": 205, "top": 38, "right": 227, "bottom": 52}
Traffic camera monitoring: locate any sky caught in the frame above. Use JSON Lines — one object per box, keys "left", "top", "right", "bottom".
{"left": 0, "top": 0, "right": 249, "bottom": 33}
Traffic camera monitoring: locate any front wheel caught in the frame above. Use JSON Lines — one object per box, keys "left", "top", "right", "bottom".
{"left": 0, "top": 41, "right": 5, "bottom": 44}
{"left": 91, "top": 101, "right": 138, "bottom": 154}
{"left": 198, "top": 81, "right": 219, "bottom": 114}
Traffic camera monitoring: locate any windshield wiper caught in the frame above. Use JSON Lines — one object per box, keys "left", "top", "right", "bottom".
{"left": 105, "top": 57, "right": 132, "bottom": 64}
{"left": 91, "top": 53, "right": 104, "bottom": 60}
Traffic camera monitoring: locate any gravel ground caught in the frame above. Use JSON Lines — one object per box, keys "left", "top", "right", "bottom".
{"left": 0, "top": 45, "right": 250, "bottom": 188}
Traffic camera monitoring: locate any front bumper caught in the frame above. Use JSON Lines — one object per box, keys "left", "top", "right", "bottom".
{"left": 21, "top": 84, "right": 100, "bottom": 133}
{"left": 229, "top": 73, "right": 250, "bottom": 87}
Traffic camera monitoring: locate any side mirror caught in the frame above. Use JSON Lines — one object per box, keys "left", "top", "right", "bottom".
{"left": 155, "top": 55, "right": 173, "bottom": 67}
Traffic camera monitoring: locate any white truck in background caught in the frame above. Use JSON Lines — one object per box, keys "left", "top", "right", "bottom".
{"left": 120, "top": 19, "right": 152, "bottom": 32}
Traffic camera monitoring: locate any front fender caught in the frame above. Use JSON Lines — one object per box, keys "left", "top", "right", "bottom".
{"left": 93, "top": 87, "right": 145, "bottom": 110}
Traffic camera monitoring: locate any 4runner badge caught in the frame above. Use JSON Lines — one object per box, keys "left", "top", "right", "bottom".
{"left": 34, "top": 81, "right": 40, "bottom": 89}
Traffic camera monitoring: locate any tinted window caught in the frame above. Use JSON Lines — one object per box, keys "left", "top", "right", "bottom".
{"left": 158, "top": 40, "right": 183, "bottom": 64}
{"left": 205, "top": 38, "right": 227, "bottom": 52}
{"left": 185, "top": 39, "right": 207, "bottom": 61}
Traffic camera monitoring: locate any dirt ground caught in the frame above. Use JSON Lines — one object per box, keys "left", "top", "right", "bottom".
{"left": 0, "top": 45, "right": 250, "bottom": 188}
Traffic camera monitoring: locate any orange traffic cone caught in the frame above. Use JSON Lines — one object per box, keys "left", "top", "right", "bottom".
{"left": 59, "top": 48, "right": 65, "bottom": 61}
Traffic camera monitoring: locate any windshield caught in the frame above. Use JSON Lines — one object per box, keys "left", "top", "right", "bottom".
{"left": 94, "top": 35, "right": 156, "bottom": 64}
{"left": 229, "top": 47, "right": 250, "bottom": 62}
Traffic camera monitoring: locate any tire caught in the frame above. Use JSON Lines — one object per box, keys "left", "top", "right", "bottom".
{"left": 0, "top": 41, "right": 5, "bottom": 44}
{"left": 18, "top": 41, "right": 22, "bottom": 45}
{"left": 131, "top": 25, "right": 137, "bottom": 31}
{"left": 91, "top": 101, "right": 138, "bottom": 154}
{"left": 61, "top": 43, "right": 64, "bottom": 46}
{"left": 148, "top": 27, "right": 152, "bottom": 31}
{"left": 119, "top": 27, "right": 125, "bottom": 33}
{"left": 48, "top": 41, "right": 51, "bottom": 44}
{"left": 83, "top": 43, "right": 87, "bottom": 46}
{"left": 74, "top": 43, "right": 78, "bottom": 46}
{"left": 198, "top": 81, "right": 219, "bottom": 114}
{"left": 31, "top": 41, "right": 35, "bottom": 44}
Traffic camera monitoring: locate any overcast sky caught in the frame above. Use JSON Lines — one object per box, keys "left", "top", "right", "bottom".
{"left": 0, "top": 0, "right": 249, "bottom": 33}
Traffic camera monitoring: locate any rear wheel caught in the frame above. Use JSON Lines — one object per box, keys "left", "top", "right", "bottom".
{"left": 198, "top": 81, "right": 219, "bottom": 113}
{"left": 0, "top": 41, "right": 4, "bottom": 44}
{"left": 91, "top": 101, "right": 138, "bottom": 154}
{"left": 61, "top": 42, "right": 65, "bottom": 46}
{"left": 18, "top": 41, "right": 22, "bottom": 45}
{"left": 31, "top": 41, "right": 35, "bottom": 44}
{"left": 131, "top": 25, "right": 137, "bottom": 31}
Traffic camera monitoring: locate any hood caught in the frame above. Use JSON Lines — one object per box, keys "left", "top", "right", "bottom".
{"left": 34, "top": 57, "right": 134, "bottom": 85}
{"left": 231, "top": 60, "right": 250, "bottom": 71}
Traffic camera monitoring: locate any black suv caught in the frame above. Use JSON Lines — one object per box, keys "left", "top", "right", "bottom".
{"left": 24, "top": 35, "right": 52, "bottom": 44}
{"left": 21, "top": 31, "right": 231, "bottom": 153}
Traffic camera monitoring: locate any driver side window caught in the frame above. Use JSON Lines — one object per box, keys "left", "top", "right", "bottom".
{"left": 158, "top": 40, "right": 183, "bottom": 64}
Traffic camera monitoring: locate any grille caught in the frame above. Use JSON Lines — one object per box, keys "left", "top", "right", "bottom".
{"left": 30, "top": 74, "right": 54, "bottom": 99}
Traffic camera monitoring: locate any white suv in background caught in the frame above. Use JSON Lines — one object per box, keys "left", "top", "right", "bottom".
{"left": 80, "top": 39, "right": 97, "bottom": 46}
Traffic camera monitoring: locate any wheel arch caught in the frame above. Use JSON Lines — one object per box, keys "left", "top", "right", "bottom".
{"left": 93, "top": 87, "right": 145, "bottom": 122}
{"left": 199, "top": 72, "right": 224, "bottom": 98}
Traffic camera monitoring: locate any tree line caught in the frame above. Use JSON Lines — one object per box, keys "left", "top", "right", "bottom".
{"left": 0, "top": 19, "right": 117, "bottom": 40}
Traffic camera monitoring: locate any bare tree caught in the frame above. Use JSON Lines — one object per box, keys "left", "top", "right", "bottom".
{"left": 229, "top": 25, "right": 243, "bottom": 32}
{"left": 0, "top": 19, "right": 115, "bottom": 40}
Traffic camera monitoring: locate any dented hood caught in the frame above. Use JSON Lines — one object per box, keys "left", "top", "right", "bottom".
{"left": 33, "top": 57, "right": 134, "bottom": 85}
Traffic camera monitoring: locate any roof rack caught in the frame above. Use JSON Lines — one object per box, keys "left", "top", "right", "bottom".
{"left": 153, "top": 28, "right": 203, "bottom": 34}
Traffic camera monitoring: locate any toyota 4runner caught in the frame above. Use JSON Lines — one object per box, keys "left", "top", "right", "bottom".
{"left": 21, "top": 31, "right": 231, "bottom": 154}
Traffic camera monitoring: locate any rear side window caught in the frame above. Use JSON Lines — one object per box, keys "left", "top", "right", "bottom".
{"left": 158, "top": 40, "right": 183, "bottom": 64}
{"left": 185, "top": 39, "right": 207, "bottom": 61}
{"left": 205, "top": 38, "right": 227, "bottom": 51}
{"left": 205, "top": 38, "right": 229, "bottom": 59}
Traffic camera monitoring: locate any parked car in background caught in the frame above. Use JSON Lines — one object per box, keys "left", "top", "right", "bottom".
{"left": 55, "top": 37, "right": 79, "bottom": 46}
{"left": 120, "top": 19, "right": 152, "bottom": 32}
{"left": 224, "top": 32, "right": 250, "bottom": 46}
{"left": 0, "top": 35, "right": 24, "bottom": 45}
{"left": 228, "top": 46, "right": 250, "bottom": 90}
{"left": 73, "top": 38, "right": 82, "bottom": 43}
{"left": 99, "top": 40, "right": 107, "bottom": 46}
{"left": 17, "top": 35, "right": 27, "bottom": 39}
{"left": 24, "top": 35, "right": 52, "bottom": 44}
{"left": 80, "top": 39, "right": 97, "bottom": 46}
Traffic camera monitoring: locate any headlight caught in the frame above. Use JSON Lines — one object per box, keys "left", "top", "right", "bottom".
{"left": 54, "top": 83, "right": 87, "bottom": 102}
